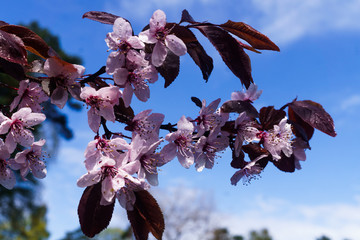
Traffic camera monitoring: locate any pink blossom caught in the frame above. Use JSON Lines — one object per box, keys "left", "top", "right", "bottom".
{"left": 117, "top": 177, "right": 150, "bottom": 210}
{"left": 230, "top": 154, "right": 268, "bottom": 186}
{"left": 231, "top": 83, "right": 262, "bottom": 102}
{"left": 113, "top": 60, "right": 158, "bottom": 107}
{"left": 194, "top": 134, "right": 229, "bottom": 172}
{"left": 0, "top": 107, "right": 46, "bottom": 153}
{"left": 84, "top": 136, "right": 130, "bottom": 171}
{"left": 12, "top": 139, "right": 47, "bottom": 179}
{"left": 293, "top": 138, "right": 309, "bottom": 170}
{"left": 125, "top": 109, "right": 164, "bottom": 140}
{"left": 139, "top": 9, "right": 187, "bottom": 67}
{"left": 127, "top": 135, "right": 166, "bottom": 186}
{"left": 161, "top": 116, "right": 194, "bottom": 168}
{"left": 263, "top": 117, "right": 293, "bottom": 160}
{"left": 77, "top": 155, "right": 141, "bottom": 205}
{"left": 10, "top": 80, "right": 48, "bottom": 113}
{"left": 233, "top": 112, "right": 252, "bottom": 157}
{"left": 193, "top": 98, "right": 226, "bottom": 138}
{"left": 80, "top": 86, "right": 121, "bottom": 133}
{"left": 43, "top": 57, "right": 85, "bottom": 109}
{"left": 105, "top": 17, "right": 145, "bottom": 75}
{"left": 0, "top": 139, "right": 16, "bottom": 189}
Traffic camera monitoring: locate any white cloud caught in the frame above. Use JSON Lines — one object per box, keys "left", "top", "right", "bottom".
{"left": 217, "top": 195, "right": 360, "bottom": 240}
{"left": 251, "top": 0, "right": 360, "bottom": 44}
{"left": 340, "top": 94, "right": 360, "bottom": 112}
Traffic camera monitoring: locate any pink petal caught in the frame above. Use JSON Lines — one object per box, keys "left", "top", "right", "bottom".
{"left": 51, "top": 87, "right": 68, "bottom": 109}
{"left": 134, "top": 83, "right": 150, "bottom": 102}
{"left": 88, "top": 108, "right": 101, "bottom": 133}
{"left": 23, "top": 112, "right": 46, "bottom": 127}
{"left": 99, "top": 102, "right": 116, "bottom": 122}
{"left": 113, "top": 68, "right": 129, "bottom": 86}
{"left": 138, "top": 29, "right": 157, "bottom": 44}
{"left": 0, "top": 168, "right": 16, "bottom": 189}
{"left": 127, "top": 36, "right": 145, "bottom": 49}
{"left": 150, "top": 9, "right": 166, "bottom": 31}
{"left": 152, "top": 41, "right": 167, "bottom": 67}
{"left": 160, "top": 142, "right": 177, "bottom": 162}
{"left": 122, "top": 83, "right": 134, "bottom": 108}
{"left": 165, "top": 34, "right": 187, "bottom": 56}
{"left": 77, "top": 170, "right": 101, "bottom": 188}
{"left": 113, "top": 18, "right": 132, "bottom": 39}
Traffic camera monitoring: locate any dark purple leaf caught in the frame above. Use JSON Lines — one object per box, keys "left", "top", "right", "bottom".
{"left": 0, "top": 21, "right": 9, "bottom": 27}
{"left": 170, "top": 25, "right": 213, "bottom": 81}
{"left": 156, "top": 51, "right": 180, "bottom": 88}
{"left": 288, "top": 106, "right": 314, "bottom": 142}
{"left": 0, "top": 58, "right": 26, "bottom": 80}
{"left": 0, "top": 29, "right": 27, "bottom": 65}
{"left": 127, "top": 208, "right": 150, "bottom": 240}
{"left": 78, "top": 182, "right": 115, "bottom": 238}
{"left": 82, "top": 11, "right": 121, "bottom": 25}
{"left": 271, "top": 153, "right": 296, "bottom": 173}
{"left": 221, "top": 100, "right": 259, "bottom": 118}
{"left": 133, "top": 190, "right": 164, "bottom": 240}
{"left": 288, "top": 100, "right": 336, "bottom": 137}
{"left": 242, "top": 143, "right": 270, "bottom": 169}
{"left": 191, "top": 96, "right": 202, "bottom": 108}
{"left": 231, "top": 149, "right": 246, "bottom": 169}
{"left": 220, "top": 20, "right": 280, "bottom": 51}
{"left": 0, "top": 25, "right": 52, "bottom": 59}
{"left": 180, "top": 9, "right": 196, "bottom": 24}
{"left": 114, "top": 99, "right": 135, "bottom": 123}
{"left": 192, "top": 24, "right": 253, "bottom": 88}
{"left": 259, "top": 106, "right": 286, "bottom": 131}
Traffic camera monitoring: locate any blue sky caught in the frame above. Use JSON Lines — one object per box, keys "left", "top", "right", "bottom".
{"left": 1, "top": 1, "right": 360, "bottom": 239}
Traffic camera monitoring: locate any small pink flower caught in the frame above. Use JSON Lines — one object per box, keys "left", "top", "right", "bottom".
{"left": 77, "top": 155, "right": 141, "bottom": 205}
{"left": 0, "top": 139, "right": 16, "bottom": 189}
{"left": 194, "top": 134, "right": 228, "bottom": 172}
{"left": 84, "top": 136, "right": 130, "bottom": 171}
{"left": 161, "top": 116, "right": 194, "bottom": 168}
{"left": 43, "top": 57, "right": 85, "bottom": 109}
{"left": 230, "top": 154, "right": 268, "bottom": 186}
{"left": 0, "top": 107, "right": 46, "bottom": 153}
{"left": 105, "top": 17, "right": 145, "bottom": 75}
{"left": 139, "top": 9, "right": 187, "bottom": 67}
{"left": 80, "top": 86, "right": 121, "bottom": 133}
{"left": 113, "top": 61, "right": 158, "bottom": 107}
{"left": 10, "top": 80, "right": 48, "bottom": 113}
{"left": 125, "top": 109, "right": 164, "bottom": 140}
{"left": 231, "top": 83, "right": 262, "bottom": 102}
{"left": 12, "top": 139, "right": 47, "bottom": 179}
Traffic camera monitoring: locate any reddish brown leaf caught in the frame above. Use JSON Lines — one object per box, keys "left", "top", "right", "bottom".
{"left": 288, "top": 100, "right": 336, "bottom": 137}
{"left": 242, "top": 143, "right": 270, "bottom": 169}
{"left": 179, "top": 9, "right": 196, "bottom": 24}
{"left": 231, "top": 149, "right": 246, "bottom": 169}
{"left": 170, "top": 24, "right": 213, "bottom": 81}
{"left": 0, "top": 58, "right": 26, "bottom": 80}
{"left": 127, "top": 208, "right": 150, "bottom": 240}
{"left": 191, "top": 96, "right": 202, "bottom": 108}
{"left": 0, "top": 25, "right": 52, "bottom": 59}
{"left": 78, "top": 182, "right": 115, "bottom": 238}
{"left": 221, "top": 100, "right": 259, "bottom": 118}
{"left": 0, "top": 29, "right": 27, "bottom": 65}
{"left": 259, "top": 106, "right": 286, "bottom": 131}
{"left": 192, "top": 24, "right": 253, "bottom": 88}
{"left": 114, "top": 98, "right": 135, "bottom": 123}
{"left": 220, "top": 20, "right": 280, "bottom": 51}
{"left": 288, "top": 106, "right": 314, "bottom": 142}
{"left": 133, "top": 190, "right": 164, "bottom": 240}
{"left": 271, "top": 152, "right": 296, "bottom": 173}
{"left": 237, "top": 39, "right": 261, "bottom": 54}
{"left": 156, "top": 50, "right": 180, "bottom": 88}
{"left": 0, "top": 21, "right": 9, "bottom": 27}
{"left": 82, "top": 11, "right": 121, "bottom": 25}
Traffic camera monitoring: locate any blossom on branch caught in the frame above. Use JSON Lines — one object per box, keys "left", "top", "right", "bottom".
{"left": 43, "top": 57, "right": 85, "bottom": 109}
{"left": 0, "top": 107, "right": 46, "bottom": 153}
{"left": 80, "top": 85, "right": 121, "bottom": 133}
{"left": 0, "top": 139, "right": 16, "bottom": 189}
{"left": 10, "top": 79, "right": 48, "bottom": 113}
{"left": 139, "top": 9, "right": 187, "bottom": 67}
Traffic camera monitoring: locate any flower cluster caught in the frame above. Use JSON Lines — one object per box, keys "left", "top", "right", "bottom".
{"left": 0, "top": 8, "right": 336, "bottom": 240}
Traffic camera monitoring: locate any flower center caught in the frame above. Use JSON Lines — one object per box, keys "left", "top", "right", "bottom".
{"left": 118, "top": 41, "right": 131, "bottom": 54}
{"left": 155, "top": 29, "right": 167, "bottom": 42}
{"left": 86, "top": 95, "right": 102, "bottom": 109}
{"left": 101, "top": 166, "right": 118, "bottom": 178}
